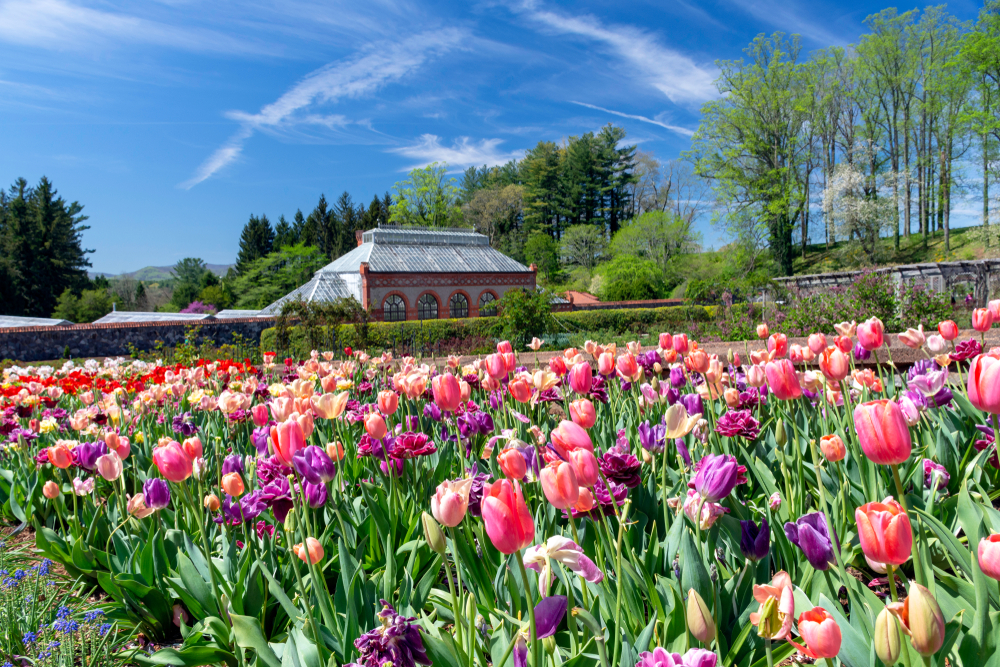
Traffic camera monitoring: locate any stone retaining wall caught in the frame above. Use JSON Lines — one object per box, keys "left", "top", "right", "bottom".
{"left": 0, "top": 317, "right": 275, "bottom": 362}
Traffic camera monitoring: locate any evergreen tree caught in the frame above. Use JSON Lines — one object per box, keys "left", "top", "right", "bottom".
{"left": 273, "top": 214, "right": 296, "bottom": 250}
{"left": 0, "top": 177, "right": 91, "bottom": 317}
{"left": 236, "top": 214, "right": 275, "bottom": 274}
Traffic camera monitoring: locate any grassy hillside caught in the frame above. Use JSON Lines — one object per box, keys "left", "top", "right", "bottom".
{"left": 91, "top": 263, "right": 233, "bottom": 281}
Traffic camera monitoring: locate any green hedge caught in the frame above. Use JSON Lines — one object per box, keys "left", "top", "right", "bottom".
{"left": 261, "top": 305, "right": 716, "bottom": 357}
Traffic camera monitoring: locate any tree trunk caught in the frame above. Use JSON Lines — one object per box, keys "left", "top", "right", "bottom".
{"left": 802, "top": 173, "right": 810, "bottom": 259}
{"left": 985, "top": 133, "right": 991, "bottom": 249}
{"left": 904, "top": 107, "right": 911, "bottom": 238}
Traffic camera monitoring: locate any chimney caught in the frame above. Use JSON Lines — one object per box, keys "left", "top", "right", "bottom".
{"left": 356, "top": 230, "right": 364, "bottom": 247}
{"left": 529, "top": 263, "right": 538, "bottom": 273}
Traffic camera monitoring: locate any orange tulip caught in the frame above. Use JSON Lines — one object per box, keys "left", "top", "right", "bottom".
{"left": 293, "top": 537, "right": 325, "bottom": 564}
{"left": 221, "top": 473, "right": 245, "bottom": 497}
{"left": 819, "top": 434, "right": 846, "bottom": 462}
{"left": 47, "top": 443, "right": 73, "bottom": 469}
{"left": 856, "top": 497, "right": 912, "bottom": 566}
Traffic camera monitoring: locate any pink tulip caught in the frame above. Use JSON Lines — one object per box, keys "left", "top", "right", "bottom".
{"left": 853, "top": 400, "right": 912, "bottom": 465}
{"left": 153, "top": 441, "right": 193, "bottom": 482}
{"left": 481, "top": 479, "right": 534, "bottom": 554}
{"left": 96, "top": 452, "right": 123, "bottom": 481}
{"left": 789, "top": 344, "right": 804, "bottom": 363}
{"left": 658, "top": 332, "right": 673, "bottom": 350}
{"left": 767, "top": 333, "right": 788, "bottom": 358}
{"left": 990, "top": 299, "right": 1000, "bottom": 322}
{"left": 673, "top": 334, "right": 689, "bottom": 354}
{"left": 597, "top": 352, "right": 615, "bottom": 376}
{"left": 969, "top": 351, "right": 1000, "bottom": 414}
{"left": 182, "top": 437, "right": 203, "bottom": 461}
{"left": 834, "top": 335, "right": 853, "bottom": 353}
{"left": 271, "top": 419, "right": 306, "bottom": 466}
{"left": 43, "top": 480, "right": 60, "bottom": 499}
{"left": 897, "top": 326, "right": 925, "bottom": 349}
{"left": 568, "top": 362, "right": 593, "bottom": 395}
{"left": 569, "top": 448, "right": 600, "bottom": 488}
{"left": 251, "top": 404, "right": 270, "bottom": 427}
{"left": 765, "top": 359, "right": 802, "bottom": 400}
{"left": 857, "top": 317, "right": 885, "bottom": 351}
{"left": 807, "top": 333, "right": 827, "bottom": 355}
{"left": 508, "top": 378, "right": 532, "bottom": 403}
{"left": 498, "top": 448, "right": 527, "bottom": 480}
{"left": 818, "top": 346, "right": 849, "bottom": 382}
{"left": 540, "top": 460, "right": 579, "bottom": 509}
{"left": 938, "top": 320, "right": 959, "bottom": 341}
{"left": 757, "top": 323, "right": 769, "bottom": 339}
{"left": 978, "top": 534, "right": 1000, "bottom": 581}
{"left": 550, "top": 420, "right": 594, "bottom": 458}
{"left": 497, "top": 340, "right": 513, "bottom": 355}
{"left": 47, "top": 443, "right": 73, "bottom": 469}
{"left": 293, "top": 537, "right": 324, "bottom": 564}
{"left": 432, "top": 373, "right": 462, "bottom": 413}
{"left": 974, "top": 308, "right": 994, "bottom": 333}
{"left": 856, "top": 498, "right": 912, "bottom": 566}
{"left": 569, "top": 399, "right": 596, "bottom": 429}
{"left": 270, "top": 396, "right": 296, "bottom": 422}
{"left": 616, "top": 353, "right": 639, "bottom": 381}
{"left": 789, "top": 608, "right": 842, "bottom": 659}
{"left": 431, "top": 478, "right": 473, "bottom": 527}
{"left": 746, "top": 364, "right": 766, "bottom": 387}
{"left": 364, "top": 413, "right": 387, "bottom": 440}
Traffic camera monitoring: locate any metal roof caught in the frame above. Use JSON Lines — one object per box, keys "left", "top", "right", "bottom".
{"left": 259, "top": 272, "right": 355, "bottom": 316}
{"left": 92, "top": 312, "right": 215, "bottom": 324}
{"left": 214, "top": 309, "right": 268, "bottom": 319}
{"left": 0, "top": 315, "right": 72, "bottom": 328}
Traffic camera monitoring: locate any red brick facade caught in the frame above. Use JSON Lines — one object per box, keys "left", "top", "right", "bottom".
{"left": 365, "top": 269, "right": 537, "bottom": 322}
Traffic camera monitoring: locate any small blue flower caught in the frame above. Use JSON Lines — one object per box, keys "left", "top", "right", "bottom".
{"left": 83, "top": 610, "right": 104, "bottom": 622}
{"left": 98, "top": 624, "right": 112, "bottom": 637}
{"left": 22, "top": 631, "right": 38, "bottom": 645}
{"left": 55, "top": 605, "right": 71, "bottom": 619}
{"left": 13, "top": 569, "right": 26, "bottom": 580}
{"left": 47, "top": 641, "right": 60, "bottom": 649}
{"left": 4, "top": 660, "right": 15, "bottom": 667}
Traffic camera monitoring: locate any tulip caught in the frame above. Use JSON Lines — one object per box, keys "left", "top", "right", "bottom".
{"left": 756, "top": 323, "right": 769, "bottom": 339}
{"left": 739, "top": 519, "right": 770, "bottom": 561}
{"left": 293, "top": 445, "right": 336, "bottom": 484}
{"left": 173, "top": 603, "right": 190, "bottom": 628}
{"left": 508, "top": 378, "right": 532, "bottom": 403}
{"left": 746, "top": 364, "right": 766, "bottom": 387}
{"left": 788, "top": 344, "right": 804, "bottom": 363}
{"left": 573, "top": 487, "right": 595, "bottom": 513}
{"left": 431, "top": 478, "right": 474, "bottom": 527}
{"left": 898, "top": 326, "right": 925, "bottom": 349}
{"left": 978, "top": 534, "right": 1000, "bottom": 580}
{"left": 221, "top": 472, "right": 245, "bottom": 497}
{"left": 750, "top": 571, "right": 794, "bottom": 640}
{"left": 485, "top": 353, "right": 507, "bottom": 379}
{"left": 888, "top": 583, "right": 945, "bottom": 656}
{"left": 692, "top": 453, "right": 739, "bottom": 502}
{"left": 326, "top": 441, "right": 345, "bottom": 462}
{"left": 270, "top": 396, "right": 296, "bottom": 422}
{"left": 271, "top": 419, "right": 307, "bottom": 466}
{"left": 251, "top": 404, "right": 269, "bottom": 427}
{"left": 569, "top": 448, "right": 599, "bottom": 488}
{"left": 312, "top": 392, "right": 349, "bottom": 419}
{"left": 569, "top": 399, "right": 596, "bottom": 429}
{"left": 673, "top": 334, "right": 689, "bottom": 353}
{"left": 686, "top": 348, "right": 709, "bottom": 374}
{"left": 789, "top": 608, "right": 841, "bottom": 659}
{"left": 807, "top": 332, "right": 827, "bottom": 354}
{"left": 597, "top": 352, "right": 615, "bottom": 376}
{"left": 96, "top": 452, "right": 123, "bottom": 481}
{"left": 142, "top": 478, "right": 170, "bottom": 510}
{"left": 497, "top": 340, "right": 513, "bottom": 355}
{"left": 182, "top": 437, "right": 203, "bottom": 460}
{"left": 899, "top": 395, "right": 921, "bottom": 426}
{"left": 524, "top": 536, "right": 604, "bottom": 585}
{"left": 937, "top": 320, "right": 959, "bottom": 341}
{"left": 42, "top": 480, "right": 60, "bottom": 499}
{"left": 767, "top": 333, "right": 788, "bottom": 358}
{"left": 968, "top": 351, "right": 1000, "bottom": 414}
{"left": 204, "top": 493, "right": 221, "bottom": 511}
{"left": 377, "top": 390, "right": 399, "bottom": 416}
{"left": 819, "top": 434, "right": 846, "bottom": 462}
{"left": 764, "top": 359, "right": 802, "bottom": 400}
{"left": 814, "top": 346, "right": 845, "bottom": 383}
{"left": 925, "top": 334, "right": 947, "bottom": 354}
{"left": 874, "top": 607, "right": 903, "bottom": 665}
{"left": 617, "top": 352, "right": 640, "bottom": 381}
{"left": 784, "top": 513, "right": 835, "bottom": 570}
{"left": 550, "top": 420, "right": 594, "bottom": 458}
{"left": 686, "top": 589, "right": 716, "bottom": 643}
{"left": 498, "top": 448, "right": 527, "bottom": 480}
{"left": 153, "top": 441, "right": 193, "bottom": 483}
{"left": 568, "top": 362, "right": 593, "bottom": 395}
{"left": 47, "top": 443, "right": 73, "bottom": 469}
{"left": 548, "top": 355, "right": 568, "bottom": 375}
{"left": 723, "top": 387, "right": 740, "bottom": 408}
{"left": 432, "top": 373, "right": 462, "bottom": 413}
{"left": 293, "top": 537, "right": 324, "bottom": 565}
{"left": 502, "top": 352, "right": 517, "bottom": 375}
{"left": 540, "top": 460, "right": 579, "bottom": 509}
{"left": 853, "top": 399, "right": 912, "bottom": 465}
{"left": 481, "top": 479, "right": 534, "bottom": 554}
{"left": 974, "top": 307, "right": 994, "bottom": 332}
{"left": 422, "top": 512, "right": 447, "bottom": 554}
{"left": 364, "top": 413, "right": 387, "bottom": 440}
{"left": 856, "top": 498, "right": 912, "bottom": 566}
{"left": 834, "top": 334, "right": 853, "bottom": 353}
{"left": 857, "top": 317, "right": 885, "bottom": 350}
{"left": 659, "top": 332, "right": 673, "bottom": 349}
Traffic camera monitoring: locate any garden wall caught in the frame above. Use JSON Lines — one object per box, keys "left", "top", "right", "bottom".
{"left": 0, "top": 317, "right": 275, "bottom": 362}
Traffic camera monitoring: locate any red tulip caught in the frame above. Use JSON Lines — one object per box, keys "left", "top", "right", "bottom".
{"left": 764, "top": 359, "right": 802, "bottom": 400}
{"left": 974, "top": 308, "right": 994, "bottom": 333}
{"left": 969, "top": 351, "right": 1000, "bottom": 414}
{"left": 432, "top": 373, "right": 462, "bottom": 413}
{"left": 856, "top": 498, "right": 912, "bottom": 565}
{"left": 271, "top": 419, "right": 307, "bottom": 466}
{"left": 568, "top": 362, "right": 593, "bottom": 395}
{"left": 548, "top": 355, "right": 568, "bottom": 375}
{"left": 153, "top": 441, "right": 193, "bottom": 482}
{"left": 937, "top": 320, "right": 959, "bottom": 341}
{"left": 789, "top": 608, "right": 842, "bottom": 659}
{"left": 853, "top": 400, "right": 911, "bottom": 465}
{"left": 540, "top": 460, "right": 579, "bottom": 509}
{"left": 481, "top": 479, "right": 535, "bottom": 554}
{"left": 857, "top": 317, "right": 885, "bottom": 351}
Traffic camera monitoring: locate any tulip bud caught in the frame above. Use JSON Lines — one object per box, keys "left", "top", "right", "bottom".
{"left": 874, "top": 607, "right": 902, "bottom": 665}
{"left": 686, "top": 588, "right": 716, "bottom": 643}
{"left": 543, "top": 636, "right": 557, "bottom": 656}
{"left": 903, "top": 584, "right": 945, "bottom": 656}
{"left": 204, "top": 493, "right": 221, "bottom": 511}
{"left": 421, "top": 512, "right": 447, "bottom": 555}
{"left": 42, "top": 480, "right": 60, "bottom": 499}
{"left": 284, "top": 508, "right": 296, "bottom": 533}
{"left": 775, "top": 419, "right": 787, "bottom": 448}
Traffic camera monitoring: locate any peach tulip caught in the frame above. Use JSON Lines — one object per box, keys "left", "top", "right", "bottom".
{"left": 182, "top": 437, "right": 203, "bottom": 461}
{"left": 42, "top": 481, "right": 60, "bottom": 499}
{"left": 47, "top": 443, "right": 73, "bottom": 469}
{"left": 540, "top": 460, "right": 579, "bottom": 509}
{"left": 222, "top": 472, "right": 245, "bottom": 497}
{"left": 312, "top": 392, "right": 349, "bottom": 419}
{"left": 856, "top": 497, "right": 912, "bottom": 566}
{"left": 325, "top": 441, "right": 345, "bottom": 462}
{"left": 807, "top": 333, "right": 827, "bottom": 355}
{"left": 819, "top": 434, "right": 846, "bottom": 462}
{"left": 616, "top": 352, "right": 640, "bottom": 381}
{"left": 364, "top": 413, "right": 387, "bottom": 440}
{"left": 508, "top": 378, "right": 532, "bottom": 403}
{"left": 293, "top": 537, "right": 325, "bottom": 564}
{"left": 757, "top": 323, "right": 769, "bottom": 339}
{"left": 376, "top": 390, "right": 399, "bottom": 416}
{"left": 897, "top": 326, "right": 925, "bottom": 349}
{"left": 569, "top": 399, "right": 596, "bottom": 429}
{"left": 818, "top": 346, "right": 849, "bottom": 382}
{"left": 204, "top": 493, "right": 221, "bottom": 511}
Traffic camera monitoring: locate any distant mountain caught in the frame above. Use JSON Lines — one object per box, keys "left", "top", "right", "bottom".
{"left": 90, "top": 264, "right": 233, "bottom": 281}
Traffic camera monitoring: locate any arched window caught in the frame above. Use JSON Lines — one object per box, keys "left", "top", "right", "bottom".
{"left": 383, "top": 294, "right": 406, "bottom": 322}
{"left": 417, "top": 293, "right": 438, "bottom": 320}
{"left": 478, "top": 291, "right": 497, "bottom": 317}
{"left": 449, "top": 293, "right": 469, "bottom": 318}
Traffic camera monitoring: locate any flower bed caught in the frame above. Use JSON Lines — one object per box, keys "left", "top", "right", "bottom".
{"left": 0, "top": 315, "right": 998, "bottom": 667}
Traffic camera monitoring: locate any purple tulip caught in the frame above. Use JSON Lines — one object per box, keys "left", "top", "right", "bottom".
{"left": 674, "top": 438, "right": 691, "bottom": 466}
{"left": 922, "top": 459, "right": 950, "bottom": 490}
{"left": 260, "top": 477, "right": 293, "bottom": 523}
{"left": 251, "top": 426, "right": 270, "bottom": 456}
{"left": 853, "top": 342, "right": 871, "bottom": 361}
{"left": 303, "top": 481, "right": 327, "bottom": 508}
{"left": 222, "top": 454, "right": 244, "bottom": 476}
{"left": 142, "top": 479, "right": 170, "bottom": 510}
{"left": 599, "top": 444, "right": 641, "bottom": 489}
{"left": 638, "top": 421, "right": 666, "bottom": 453}
{"left": 739, "top": 519, "right": 769, "bottom": 561}
{"left": 953, "top": 338, "right": 982, "bottom": 361}
{"left": 784, "top": 512, "right": 835, "bottom": 570}
{"left": 351, "top": 601, "right": 430, "bottom": 667}
{"left": 670, "top": 366, "right": 687, "bottom": 388}
{"left": 636, "top": 647, "right": 717, "bottom": 667}
{"left": 679, "top": 393, "right": 703, "bottom": 416}
{"left": 75, "top": 441, "right": 108, "bottom": 471}
{"left": 715, "top": 410, "right": 760, "bottom": 440}
{"left": 691, "top": 454, "right": 738, "bottom": 502}
{"left": 513, "top": 596, "right": 567, "bottom": 667}
{"left": 293, "top": 445, "right": 336, "bottom": 484}
{"left": 423, "top": 403, "right": 442, "bottom": 422}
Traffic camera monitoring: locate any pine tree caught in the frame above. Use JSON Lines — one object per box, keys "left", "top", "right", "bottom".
{"left": 273, "top": 215, "right": 295, "bottom": 250}
{"left": 236, "top": 214, "right": 275, "bottom": 274}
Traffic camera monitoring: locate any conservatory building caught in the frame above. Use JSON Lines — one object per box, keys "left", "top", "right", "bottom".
{"left": 260, "top": 226, "right": 537, "bottom": 321}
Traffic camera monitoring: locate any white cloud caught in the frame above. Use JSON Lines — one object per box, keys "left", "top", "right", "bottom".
{"left": 0, "top": 0, "right": 264, "bottom": 54}
{"left": 570, "top": 101, "right": 695, "bottom": 137}
{"left": 513, "top": 1, "right": 717, "bottom": 104}
{"left": 725, "top": 0, "right": 844, "bottom": 46}
{"left": 182, "top": 29, "right": 466, "bottom": 188}
{"left": 392, "top": 135, "right": 525, "bottom": 170}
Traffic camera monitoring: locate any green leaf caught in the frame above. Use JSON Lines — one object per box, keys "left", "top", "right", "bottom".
{"left": 679, "top": 526, "right": 712, "bottom": 606}
{"left": 231, "top": 612, "right": 282, "bottom": 667}
{"left": 420, "top": 631, "right": 462, "bottom": 667}
{"left": 136, "top": 646, "right": 237, "bottom": 667}
{"left": 957, "top": 481, "right": 992, "bottom": 666}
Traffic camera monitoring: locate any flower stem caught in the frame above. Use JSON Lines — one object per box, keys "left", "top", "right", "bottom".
{"left": 891, "top": 464, "right": 925, "bottom": 586}
{"left": 514, "top": 550, "right": 540, "bottom": 667}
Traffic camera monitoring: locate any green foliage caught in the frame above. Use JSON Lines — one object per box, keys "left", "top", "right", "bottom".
{"left": 235, "top": 214, "right": 275, "bottom": 274}
{"left": 0, "top": 177, "right": 92, "bottom": 317}
{"left": 524, "top": 234, "right": 560, "bottom": 281}
{"left": 169, "top": 258, "right": 209, "bottom": 310}
{"left": 559, "top": 224, "right": 607, "bottom": 274}
{"left": 595, "top": 254, "right": 668, "bottom": 301}
{"left": 390, "top": 163, "right": 463, "bottom": 228}
{"left": 51, "top": 287, "right": 112, "bottom": 323}
{"left": 299, "top": 194, "right": 356, "bottom": 260}
{"left": 496, "top": 288, "right": 551, "bottom": 348}
{"left": 230, "top": 243, "right": 329, "bottom": 310}
{"left": 609, "top": 211, "right": 699, "bottom": 272}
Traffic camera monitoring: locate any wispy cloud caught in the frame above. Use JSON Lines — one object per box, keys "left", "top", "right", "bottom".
{"left": 512, "top": 1, "right": 717, "bottom": 104}
{"left": 392, "top": 135, "right": 525, "bottom": 170}
{"left": 725, "top": 0, "right": 845, "bottom": 46}
{"left": 0, "top": 0, "right": 266, "bottom": 54}
{"left": 570, "top": 101, "right": 695, "bottom": 137}
{"left": 182, "top": 29, "right": 466, "bottom": 188}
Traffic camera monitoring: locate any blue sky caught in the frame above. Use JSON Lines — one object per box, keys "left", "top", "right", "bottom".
{"left": 0, "top": 0, "right": 983, "bottom": 274}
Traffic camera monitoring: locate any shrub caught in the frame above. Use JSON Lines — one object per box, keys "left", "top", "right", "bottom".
{"left": 496, "top": 288, "right": 552, "bottom": 348}
{"left": 596, "top": 255, "right": 667, "bottom": 301}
